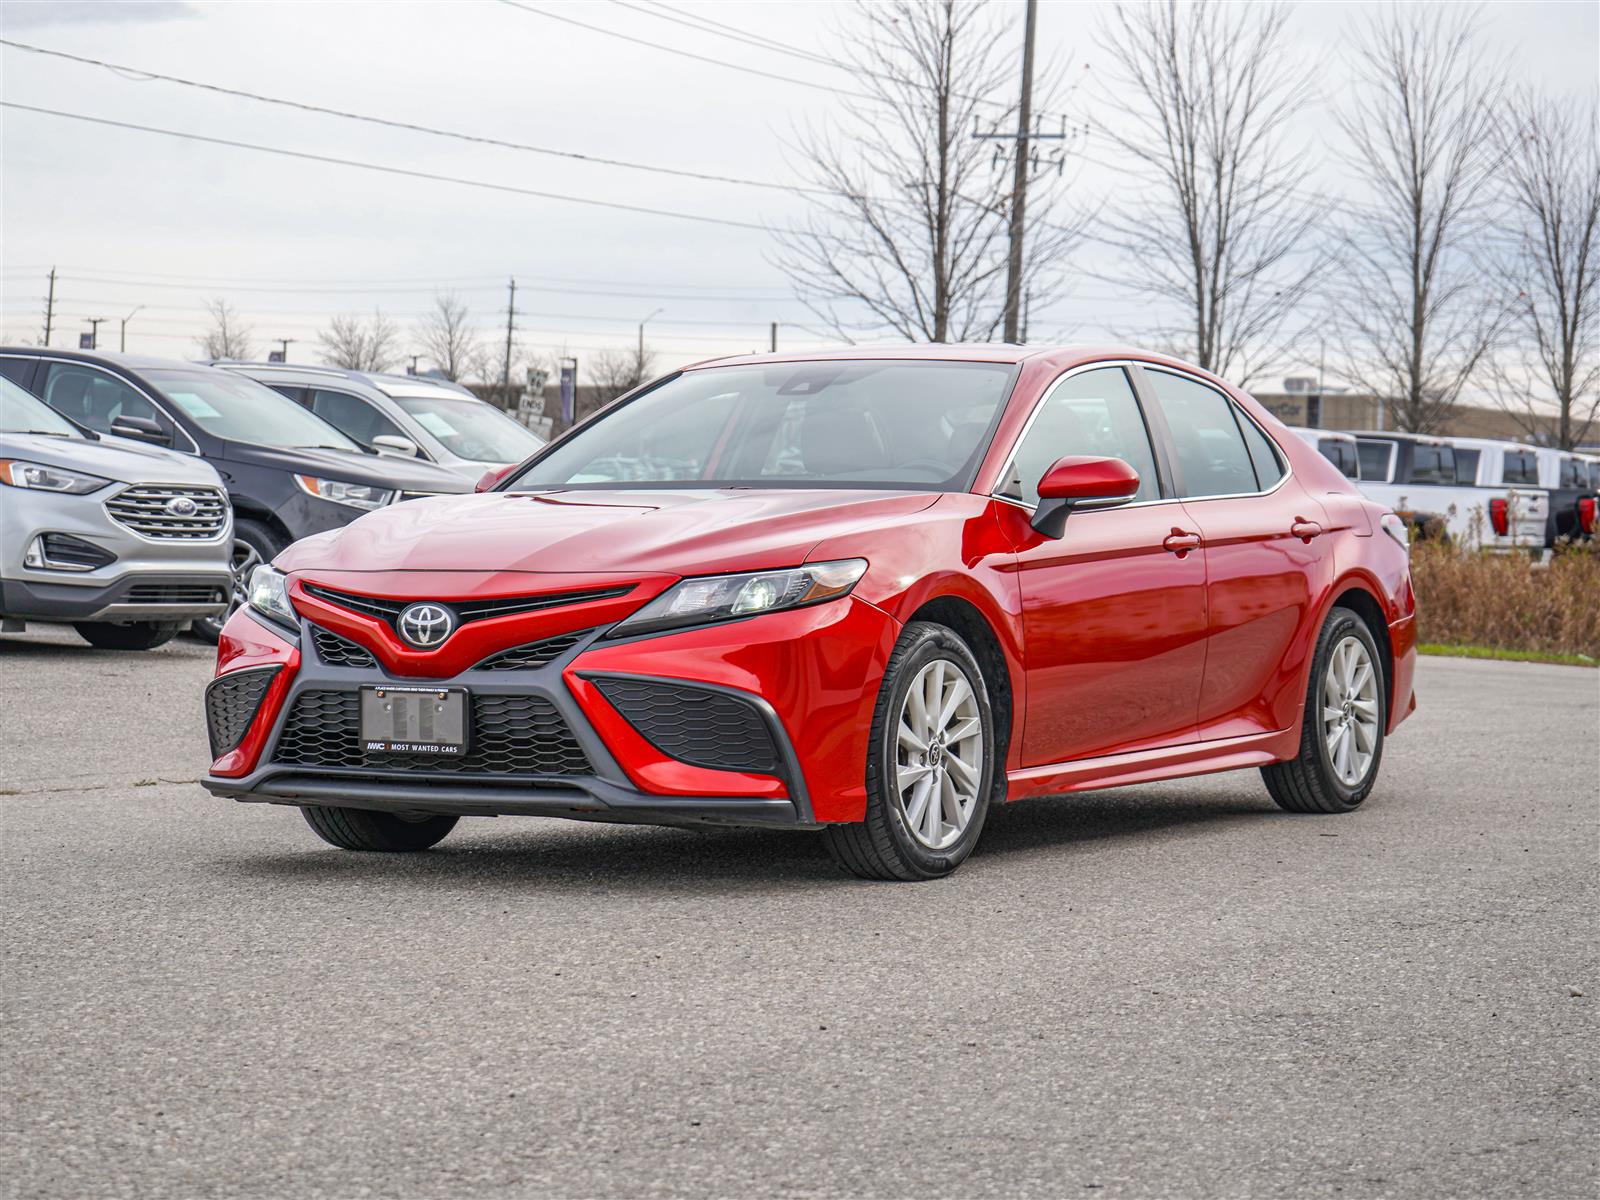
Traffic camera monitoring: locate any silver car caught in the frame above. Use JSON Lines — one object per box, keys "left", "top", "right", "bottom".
{"left": 215, "top": 363, "right": 546, "bottom": 485}
{"left": 0, "top": 377, "right": 233, "bottom": 649}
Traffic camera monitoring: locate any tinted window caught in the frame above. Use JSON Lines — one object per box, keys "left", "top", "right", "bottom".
{"left": 144, "top": 370, "right": 361, "bottom": 451}
{"left": 1147, "top": 370, "right": 1257, "bottom": 498}
{"left": 264, "top": 383, "right": 307, "bottom": 404}
{"left": 41, "top": 362, "right": 168, "bottom": 438}
{"left": 1, "top": 376, "right": 80, "bottom": 436}
{"left": 309, "top": 389, "right": 407, "bottom": 448}
{"left": 1453, "top": 448, "right": 1481, "bottom": 484}
{"left": 511, "top": 361, "right": 1014, "bottom": 490}
{"left": 1502, "top": 449, "right": 1539, "bottom": 485}
{"left": 0, "top": 357, "right": 33, "bottom": 388}
{"left": 1357, "top": 440, "right": 1394, "bottom": 482}
{"left": 1000, "top": 367, "right": 1161, "bottom": 505}
{"left": 1558, "top": 458, "right": 1585, "bottom": 489}
{"left": 1317, "top": 438, "right": 1359, "bottom": 479}
{"left": 1409, "top": 443, "right": 1455, "bottom": 484}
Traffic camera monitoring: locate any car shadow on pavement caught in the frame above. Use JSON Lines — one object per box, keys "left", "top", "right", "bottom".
{"left": 226, "top": 785, "right": 1279, "bottom": 894}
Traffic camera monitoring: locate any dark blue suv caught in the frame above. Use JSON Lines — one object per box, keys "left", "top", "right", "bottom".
{"left": 0, "top": 349, "right": 470, "bottom": 639}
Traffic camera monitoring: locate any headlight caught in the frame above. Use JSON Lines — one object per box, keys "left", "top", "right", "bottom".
{"left": 0, "top": 459, "right": 111, "bottom": 494}
{"left": 294, "top": 475, "right": 394, "bottom": 510}
{"left": 608, "top": 559, "right": 868, "bottom": 638}
{"left": 247, "top": 564, "right": 296, "bottom": 627}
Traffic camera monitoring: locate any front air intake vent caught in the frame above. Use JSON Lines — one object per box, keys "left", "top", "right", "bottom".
{"left": 590, "top": 677, "right": 781, "bottom": 775}
{"left": 205, "top": 667, "right": 278, "bottom": 757}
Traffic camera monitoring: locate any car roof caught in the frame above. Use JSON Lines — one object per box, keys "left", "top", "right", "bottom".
{"left": 215, "top": 361, "right": 476, "bottom": 399}
{"left": 1284, "top": 427, "right": 1356, "bottom": 444}
{"left": 681, "top": 342, "right": 1173, "bottom": 369}
{"left": 0, "top": 346, "right": 206, "bottom": 372}
{"left": 1345, "top": 430, "right": 1449, "bottom": 446}
{"left": 1442, "top": 435, "right": 1536, "bottom": 452}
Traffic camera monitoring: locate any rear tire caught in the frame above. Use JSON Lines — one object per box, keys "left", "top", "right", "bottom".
{"left": 191, "top": 519, "right": 284, "bottom": 643}
{"left": 301, "top": 805, "right": 459, "bottom": 852}
{"left": 822, "top": 621, "right": 997, "bottom": 881}
{"left": 1262, "top": 606, "right": 1387, "bottom": 814}
{"left": 73, "top": 621, "right": 180, "bottom": 650}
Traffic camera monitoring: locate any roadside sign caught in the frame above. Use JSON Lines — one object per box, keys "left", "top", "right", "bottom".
{"left": 267, "top": 350, "right": 285, "bottom": 363}
{"left": 560, "top": 360, "right": 577, "bottom": 424}
{"left": 79, "top": 333, "right": 93, "bottom": 349}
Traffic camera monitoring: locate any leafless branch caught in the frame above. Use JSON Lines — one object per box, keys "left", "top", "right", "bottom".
{"left": 317, "top": 309, "right": 400, "bottom": 373}
{"left": 195, "top": 298, "right": 254, "bottom": 361}
{"left": 412, "top": 293, "right": 482, "bottom": 383}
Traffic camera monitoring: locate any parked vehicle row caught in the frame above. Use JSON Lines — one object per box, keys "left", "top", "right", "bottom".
{"left": 0, "top": 349, "right": 546, "bottom": 647}
{"left": 1286, "top": 426, "right": 1596, "bottom": 551}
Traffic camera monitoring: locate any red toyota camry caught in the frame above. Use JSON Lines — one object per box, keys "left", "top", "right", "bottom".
{"left": 202, "top": 345, "right": 1417, "bottom": 880}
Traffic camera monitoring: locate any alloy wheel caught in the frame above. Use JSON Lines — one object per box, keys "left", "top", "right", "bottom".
{"left": 196, "top": 538, "right": 263, "bottom": 640}
{"left": 894, "top": 658, "right": 985, "bottom": 851}
{"left": 1322, "top": 634, "right": 1380, "bottom": 787}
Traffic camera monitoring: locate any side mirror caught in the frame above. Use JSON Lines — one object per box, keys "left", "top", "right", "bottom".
{"left": 1032, "top": 455, "right": 1140, "bottom": 538}
{"left": 371, "top": 435, "right": 420, "bottom": 458}
{"left": 109, "top": 415, "right": 170, "bottom": 446}
{"left": 474, "top": 463, "right": 519, "bottom": 493}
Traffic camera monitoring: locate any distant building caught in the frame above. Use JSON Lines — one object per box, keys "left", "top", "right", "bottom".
{"left": 1250, "top": 377, "right": 1570, "bottom": 443}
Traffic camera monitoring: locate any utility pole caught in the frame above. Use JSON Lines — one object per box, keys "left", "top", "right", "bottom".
{"left": 408, "top": 354, "right": 421, "bottom": 376}
{"left": 85, "top": 317, "right": 107, "bottom": 349}
{"left": 770, "top": 321, "right": 778, "bottom": 353}
{"left": 42, "top": 267, "right": 56, "bottom": 346}
{"left": 272, "top": 337, "right": 295, "bottom": 363}
{"left": 1002, "top": 0, "right": 1039, "bottom": 344}
{"left": 119, "top": 306, "right": 143, "bottom": 352}
{"left": 501, "top": 277, "right": 517, "bottom": 410}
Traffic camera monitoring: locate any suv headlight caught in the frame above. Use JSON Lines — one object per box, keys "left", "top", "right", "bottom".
{"left": 247, "top": 564, "right": 296, "bottom": 628}
{"left": 0, "top": 459, "right": 111, "bottom": 494}
{"left": 294, "top": 474, "right": 394, "bottom": 510}
{"left": 608, "top": 559, "right": 868, "bottom": 638}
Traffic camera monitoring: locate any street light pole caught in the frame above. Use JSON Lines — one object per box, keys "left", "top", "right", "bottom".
{"left": 119, "top": 306, "right": 143, "bottom": 352}
{"left": 638, "top": 307, "right": 663, "bottom": 366}
{"left": 85, "top": 317, "right": 107, "bottom": 349}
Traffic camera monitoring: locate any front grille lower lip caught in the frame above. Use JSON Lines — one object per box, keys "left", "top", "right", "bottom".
{"left": 299, "top": 583, "right": 635, "bottom": 629}
{"left": 104, "top": 485, "right": 229, "bottom": 540}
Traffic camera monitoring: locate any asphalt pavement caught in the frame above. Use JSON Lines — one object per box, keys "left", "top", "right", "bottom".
{"left": 2, "top": 625, "right": 1596, "bottom": 1199}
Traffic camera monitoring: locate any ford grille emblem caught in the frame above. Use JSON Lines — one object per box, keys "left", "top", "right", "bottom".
{"left": 397, "top": 603, "right": 457, "bottom": 648}
{"left": 165, "top": 495, "right": 199, "bottom": 518}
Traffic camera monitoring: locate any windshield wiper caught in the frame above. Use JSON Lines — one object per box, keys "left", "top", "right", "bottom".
{"left": 14, "top": 430, "right": 73, "bottom": 438}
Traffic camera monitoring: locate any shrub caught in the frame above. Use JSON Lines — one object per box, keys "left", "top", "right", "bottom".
{"left": 1410, "top": 540, "right": 1599, "bottom": 660}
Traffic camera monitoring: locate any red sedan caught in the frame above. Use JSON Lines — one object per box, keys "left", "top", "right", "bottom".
{"left": 202, "top": 345, "right": 1417, "bottom": 880}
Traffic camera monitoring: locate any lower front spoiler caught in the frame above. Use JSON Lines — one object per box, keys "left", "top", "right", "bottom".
{"left": 202, "top": 771, "right": 817, "bottom": 831}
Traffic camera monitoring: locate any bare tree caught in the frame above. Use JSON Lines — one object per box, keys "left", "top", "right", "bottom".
{"left": 590, "top": 343, "right": 657, "bottom": 404}
{"left": 195, "top": 298, "right": 255, "bottom": 361}
{"left": 774, "top": 0, "right": 1080, "bottom": 343}
{"left": 1490, "top": 91, "right": 1600, "bottom": 449}
{"left": 317, "top": 309, "right": 400, "bottom": 372}
{"left": 413, "top": 293, "right": 481, "bottom": 382}
{"left": 1331, "top": 6, "right": 1507, "bottom": 433}
{"left": 1096, "top": 0, "right": 1322, "bottom": 384}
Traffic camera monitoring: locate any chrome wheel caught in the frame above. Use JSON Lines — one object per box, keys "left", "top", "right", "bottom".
{"left": 1322, "top": 634, "right": 1380, "bottom": 787}
{"left": 895, "top": 658, "right": 985, "bottom": 851}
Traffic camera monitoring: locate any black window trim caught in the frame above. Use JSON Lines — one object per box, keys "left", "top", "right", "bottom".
{"left": 988, "top": 359, "right": 1176, "bottom": 512}
{"left": 1128, "top": 363, "right": 1294, "bottom": 504}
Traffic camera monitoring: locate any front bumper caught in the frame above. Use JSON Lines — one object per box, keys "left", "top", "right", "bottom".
{"left": 1, "top": 572, "right": 231, "bottom": 622}
{"left": 202, "top": 590, "right": 901, "bottom": 828}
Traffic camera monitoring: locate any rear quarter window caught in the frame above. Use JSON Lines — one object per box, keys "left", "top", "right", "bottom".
{"left": 1409, "top": 444, "right": 1455, "bottom": 484}
{"left": 1317, "top": 438, "right": 1359, "bottom": 479}
{"left": 1501, "top": 450, "right": 1539, "bottom": 485}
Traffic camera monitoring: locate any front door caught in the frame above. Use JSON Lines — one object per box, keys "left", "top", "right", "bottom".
{"left": 995, "top": 365, "right": 1209, "bottom": 767}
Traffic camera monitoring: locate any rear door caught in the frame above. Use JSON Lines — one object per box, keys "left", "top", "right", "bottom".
{"left": 1137, "top": 366, "right": 1333, "bottom": 742}
{"left": 997, "top": 364, "right": 1209, "bottom": 766}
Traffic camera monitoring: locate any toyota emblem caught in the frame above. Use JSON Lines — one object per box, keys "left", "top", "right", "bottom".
{"left": 165, "top": 495, "right": 199, "bottom": 518}
{"left": 397, "top": 602, "right": 457, "bottom": 648}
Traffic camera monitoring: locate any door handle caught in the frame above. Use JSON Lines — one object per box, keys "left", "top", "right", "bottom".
{"left": 1163, "top": 529, "right": 1202, "bottom": 555}
{"left": 1290, "top": 518, "right": 1324, "bottom": 542}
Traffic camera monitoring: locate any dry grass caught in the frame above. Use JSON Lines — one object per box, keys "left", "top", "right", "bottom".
{"left": 1410, "top": 540, "right": 1600, "bottom": 661}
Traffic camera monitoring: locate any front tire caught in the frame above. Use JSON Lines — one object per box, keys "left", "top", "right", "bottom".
{"left": 823, "top": 621, "right": 997, "bottom": 881}
{"left": 301, "top": 805, "right": 459, "bottom": 852}
{"left": 191, "top": 519, "right": 284, "bottom": 643}
{"left": 1261, "top": 606, "right": 1387, "bottom": 814}
{"left": 73, "top": 621, "right": 180, "bottom": 650}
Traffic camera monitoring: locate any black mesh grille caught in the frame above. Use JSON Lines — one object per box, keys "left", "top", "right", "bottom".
{"left": 301, "top": 583, "right": 633, "bottom": 629}
{"left": 127, "top": 583, "right": 227, "bottom": 604}
{"left": 205, "top": 667, "right": 278, "bottom": 757}
{"left": 273, "top": 690, "right": 591, "bottom": 776}
{"left": 309, "top": 625, "right": 377, "bottom": 668}
{"left": 474, "top": 628, "right": 592, "bottom": 671}
{"left": 592, "top": 677, "right": 780, "bottom": 774}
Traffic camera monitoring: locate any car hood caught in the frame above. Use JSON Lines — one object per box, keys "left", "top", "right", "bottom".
{"left": 218, "top": 441, "right": 470, "bottom": 493}
{"left": 0, "top": 431, "right": 224, "bottom": 487}
{"left": 278, "top": 487, "right": 941, "bottom": 576}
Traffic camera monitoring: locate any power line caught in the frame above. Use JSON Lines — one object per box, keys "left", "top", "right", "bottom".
{"left": 0, "top": 37, "right": 832, "bottom": 198}
{"left": 0, "top": 102, "right": 778, "bottom": 233}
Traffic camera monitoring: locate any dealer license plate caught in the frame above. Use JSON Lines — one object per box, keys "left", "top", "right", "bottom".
{"left": 359, "top": 686, "right": 467, "bottom": 755}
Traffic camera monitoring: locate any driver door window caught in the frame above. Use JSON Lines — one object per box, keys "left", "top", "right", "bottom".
{"left": 1000, "top": 367, "right": 1162, "bottom": 505}
{"left": 40, "top": 363, "right": 171, "bottom": 441}
{"left": 309, "top": 389, "right": 407, "bottom": 448}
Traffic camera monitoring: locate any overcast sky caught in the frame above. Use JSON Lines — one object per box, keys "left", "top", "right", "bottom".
{"left": 2, "top": 0, "right": 1596, "bottom": 386}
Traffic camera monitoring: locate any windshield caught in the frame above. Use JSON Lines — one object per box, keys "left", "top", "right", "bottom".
{"left": 0, "top": 377, "right": 80, "bottom": 437}
{"left": 146, "top": 369, "right": 362, "bottom": 452}
{"left": 394, "top": 394, "right": 545, "bottom": 463}
{"left": 509, "top": 360, "right": 1016, "bottom": 491}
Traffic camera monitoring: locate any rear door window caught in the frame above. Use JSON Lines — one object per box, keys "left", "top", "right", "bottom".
{"left": 1317, "top": 438, "right": 1359, "bottom": 479}
{"left": 1409, "top": 443, "right": 1456, "bottom": 484}
{"left": 1356, "top": 440, "right": 1394, "bottom": 482}
{"left": 1453, "top": 448, "right": 1480, "bottom": 484}
{"left": 1501, "top": 449, "right": 1539, "bottom": 485}
{"left": 1145, "top": 370, "right": 1258, "bottom": 498}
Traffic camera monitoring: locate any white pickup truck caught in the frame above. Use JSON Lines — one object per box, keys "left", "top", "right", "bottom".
{"left": 1349, "top": 431, "right": 1547, "bottom": 550}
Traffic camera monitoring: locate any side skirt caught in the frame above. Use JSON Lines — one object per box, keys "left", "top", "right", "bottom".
{"left": 1005, "top": 727, "right": 1299, "bottom": 801}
